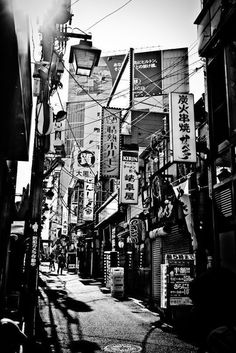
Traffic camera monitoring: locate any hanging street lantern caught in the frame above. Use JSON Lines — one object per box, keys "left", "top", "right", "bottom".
{"left": 69, "top": 40, "right": 101, "bottom": 77}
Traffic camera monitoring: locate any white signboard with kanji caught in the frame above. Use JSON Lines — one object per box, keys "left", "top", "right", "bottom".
{"left": 83, "top": 177, "right": 94, "bottom": 221}
{"left": 169, "top": 93, "right": 196, "bottom": 163}
{"left": 120, "top": 150, "right": 139, "bottom": 204}
{"left": 101, "top": 108, "right": 121, "bottom": 177}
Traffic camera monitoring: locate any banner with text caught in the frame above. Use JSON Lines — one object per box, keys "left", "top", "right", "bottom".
{"left": 103, "top": 51, "right": 162, "bottom": 98}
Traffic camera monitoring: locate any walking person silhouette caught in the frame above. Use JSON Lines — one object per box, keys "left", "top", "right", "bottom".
{"left": 57, "top": 253, "right": 66, "bottom": 275}
{"left": 49, "top": 252, "right": 55, "bottom": 271}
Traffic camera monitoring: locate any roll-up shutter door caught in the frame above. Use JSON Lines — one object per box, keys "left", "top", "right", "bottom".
{"left": 151, "top": 225, "right": 192, "bottom": 305}
{"left": 162, "top": 225, "right": 192, "bottom": 255}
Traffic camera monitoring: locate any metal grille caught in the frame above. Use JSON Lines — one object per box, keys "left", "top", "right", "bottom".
{"left": 215, "top": 187, "right": 233, "bottom": 218}
{"left": 162, "top": 225, "right": 191, "bottom": 254}
{"left": 151, "top": 225, "right": 192, "bottom": 304}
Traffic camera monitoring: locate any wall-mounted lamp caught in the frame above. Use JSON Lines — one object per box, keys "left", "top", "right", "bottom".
{"left": 57, "top": 60, "right": 64, "bottom": 74}
{"left": 54, "top": 110, "right": 67, "bottom": 122}
{"left": 42, "top": 203, "right": 49, "bottom": 212}
{"left": 118, "top": 240, "right": 124, "bottom": 249}
{"left": 45, "top": 188, "right": 54, "bottom": 200}
{"left": 69, "top": 40, "right": 101, "bottom": 77}
{"left": 33, "top": 61, "right": 50, "bottom": 80}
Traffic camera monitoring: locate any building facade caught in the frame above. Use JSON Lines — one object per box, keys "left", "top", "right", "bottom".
{"left": 93, "top": 48, "right": 196, "bottom": 313}
{"left": 195, "top": 0, "right": 236, "bottom": 272}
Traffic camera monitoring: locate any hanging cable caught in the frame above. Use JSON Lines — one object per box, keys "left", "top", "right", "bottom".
{"left": 86, "top": 0, "right": 134, "bottom": 31}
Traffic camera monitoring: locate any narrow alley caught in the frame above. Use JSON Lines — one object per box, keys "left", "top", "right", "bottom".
{"left": 37, "top": 263, "right": 198, "bottom": 353}
{"left": 1, "top": 3, "right": 236, "bottom": 353}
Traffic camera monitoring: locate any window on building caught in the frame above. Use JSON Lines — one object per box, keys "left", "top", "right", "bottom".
{"left": 65, "top": 102, "right": 85, "bottom": 155}
{"left": 215, "top": 148, "right": 232, "bottom": 184}
{"left": 225, "top": 42, "right": 236, "bottom": 136}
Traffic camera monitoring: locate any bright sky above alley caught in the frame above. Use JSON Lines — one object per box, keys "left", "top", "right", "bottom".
{"left": 15, "top": 0, "right": 204, "bottom": 193}
{"left": 16, "top": 0, "right": 203, "bottom": 99}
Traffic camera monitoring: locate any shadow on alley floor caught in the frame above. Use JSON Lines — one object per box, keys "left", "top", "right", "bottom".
{"left": 34, "top": 272, "right": 102, "bottom": 353}
{"left": 34, "top": 267, "right": 199, "bottom": 353}
{"left": 34, "top": 310, "right": 101, "bottom": 353}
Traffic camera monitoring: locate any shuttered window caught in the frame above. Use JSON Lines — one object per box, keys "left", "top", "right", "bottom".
{"left": 215, "top": 187, "right": 233, "bottom": 218}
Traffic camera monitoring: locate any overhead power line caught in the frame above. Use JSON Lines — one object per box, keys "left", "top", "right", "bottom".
{"left": 86, "top": 0, "right": 134, "bottom": 31}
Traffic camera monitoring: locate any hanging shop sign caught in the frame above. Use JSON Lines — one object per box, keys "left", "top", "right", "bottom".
{"left": 73, "top": 146, "right": 98, "bottom": 180}
{"left": 62, "top": 199, "right": 69, "bottom": 234}
{"left": 161, "top": 264, "right": 168, "bottom": 309}
{"left": 83, "top": 177, "right": 94, "bottom": 221}
{"left": 30, "top": 235, "right": 38, "bottom": 267}
{"left": 100, "top": 107, "right": 121, "bottom": 178}
{"left": 142, "top": 188, "right": 151, "bottom": 209}
{"left": 165, "top": 253, "right": 195, "bottom": 306}
{"left": 120, "top": 150, "right": 139, "bottom": 204}
{"left": 70, "top": 202, "right": 78, "bottom": 224}
{"left": 77, "top": 150, "right": 95, "bottom": 167}
{"left": 172, "top": 178, "right": 198, "bottom": 251}
{"left": 151, "top": 174, "right": 176, "bottom": 224}
{"left": 53, "top": 129, "right": 65, "bottom": 155}
{"left": 36, "top": 101, "right": 53, "bottom": 135}
{"left": 61, "top": 221, "right": 68, "bottom": 236}
{"left": 169, "top": 93, "right": 196, "bottom": 163}
{"left": 129, "top": 217, "right": 146, "bottom": 244}
{"left": 77, "top": 180, "right": 84, "bottom": 225}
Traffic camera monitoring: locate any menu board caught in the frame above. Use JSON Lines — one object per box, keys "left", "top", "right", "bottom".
{"left": 165, "top": 254, "right": 195, "bottom": 306}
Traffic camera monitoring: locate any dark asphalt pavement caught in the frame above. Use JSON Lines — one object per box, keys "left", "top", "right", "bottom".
{"left": 35, "top": 263, "right": 198, "bottom": 353}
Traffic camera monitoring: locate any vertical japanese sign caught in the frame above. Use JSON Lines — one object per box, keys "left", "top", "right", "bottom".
{"left": 30, "top": 235, "right": 38, "bottom": 267}
{"left": 30, "top": 223, "right": 39, "bottom": 267}
{"left": 62, "top": 221, "right": 68, "bottom": 236}
{"left": 169, "top": 93, "right": 196, "bottom": 162}
{"left": 161, "top": 264, "right": 168, "bottom": 309}
{"left": 77, "top": 180, "right": 84, "bottom": 225}
{"left": 120, "top": 150, "right": 139, "bottom": 204}
{"left": 83, "top": 177, "right": 94, "bottom": 221}
{"left": 101, "top": 108, "right": 121, "bottom": 177}
{"left": 62, "top": 198, "right": 69, "bottom": 235}
{"left": 70, "top": 202, "right": 78, "bottom": 224}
